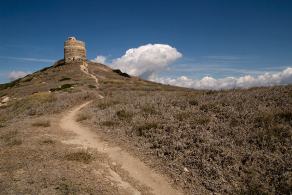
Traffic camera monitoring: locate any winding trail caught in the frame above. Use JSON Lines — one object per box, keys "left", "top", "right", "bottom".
{"left": 80, "top": 62, "right": 100, "bottom": 89}
{"left": 59, "top": 101, "right": 183, "bottom": 195}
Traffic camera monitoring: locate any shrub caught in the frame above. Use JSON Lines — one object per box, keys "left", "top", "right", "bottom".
{"left": 64, "top": 151, "right": 93, "bottom": 164}
{"left": 76, "top": 113, "right": 90, "bottom": 122}
{"left": 112, "top": 69, "right": 131, "bottom": 78}
{"left": 32, "top": 120, "right": 50, "bottom": 127}
{"left": 97, "top": 100, "right": 119, "bottom": 110}
{"left": 134, "top": 122, "right": 158, "bottom": 136}
{"left": 101, "top": 121, "right": 119, "bottom": 126}
{"left": 141, "top": 105, "right": 157, "bottom": 115}
{"left": 116, "top": 110, "right": 133, "bottom": 121}
{"left": 0, "top": 78, "right": 21, "bottom": 90}
{"left": 59, "top": 77, "right": 71, "bottom": 81}
{"left": 191, "top": 116, "right": 210, "bottom": 125}
{"left": 175, "top": 111, "right": 192, "bottom": 121}
{"left": 189, "top": 99, "right": 199, "bottom": 106}
{"left": 50, "top": 84, "right": 73, "bottom": 92}
{"left": 88, "top": 85, "right": 96, "bottom": 89}
{"left": 42, "top": 139, "right": 55, "bottom": 144}
{"left": 22, "top": 76, "right": 33, "bottom": 82}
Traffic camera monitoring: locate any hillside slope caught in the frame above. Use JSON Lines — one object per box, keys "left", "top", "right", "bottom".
{"left": 0, "top": 61, "right": 291, "bottom": 194}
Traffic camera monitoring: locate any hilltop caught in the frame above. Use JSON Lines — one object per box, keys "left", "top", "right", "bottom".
{"left": 0, "top": 61, "right": 291, "bottom": 194}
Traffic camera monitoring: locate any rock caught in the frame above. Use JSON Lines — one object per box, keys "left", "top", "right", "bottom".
{"left": 1, "top": 96, "right": 10, "bottom": 103}
{"left": 183, "top": 167, "right": 189, "bottom": 172}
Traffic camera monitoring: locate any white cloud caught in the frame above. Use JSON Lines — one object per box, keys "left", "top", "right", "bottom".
{"left": 92, "top": 55, "right": 107, "bottom": 64}
{"left": 111, "top": 44, "right": 182, "bottom": 79}
{"left": 152, "top": 67, "right": 292, "bottom": 90}
{"left": 8, "top": 71, "right": 29, "bottom": 81}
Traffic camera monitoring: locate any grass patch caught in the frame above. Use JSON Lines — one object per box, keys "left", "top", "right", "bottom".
{"left": 42, "top": 139, "right": 56, "bottom": 144}
{"left": 64, "top": 151, "right": 94, "bottom": 164}
{"left": 59, "top": 77, "right": 71, "bottom": 82}
{"left": 97, "top": 99, "right": 119, "bottom": 110}
{"left": 189, "top": 99, "right": 199, "bottom": 106}
{"left": 1, "top": 130, "right": 22, "bottom": 146}
{"left": 134, "top": 122, "right": 158, "bottom": 136}
{"left": 76, "top": 113, "right": 91, "bottom": 122}
{"left": 175, "top": 111, "right": 192, "bottom": 121}
{"left": 22, "top": 76, "right": 33, "bottom": 82}
{"left": 32, "top": 120, "right": 50, "bottom": 127}
{"left": 116, "top": 109, "right": 133, "bottom": 121}
{"left": 191, "top": 116, "right": 210, "bottom": 125}
{"left": 88, "top": 84, "right": 96, "bottom": 89}
{"left": 141, "top": 105, "right": 157, "bottom": 115}
{"left": 50, "top": 84, "right": 74, "bottom": 92}
{"left": 0, "top": 78, "right": 21, "bottom": 90}
{"left": 101, "top": 120, "right": 119, "bottom": 126}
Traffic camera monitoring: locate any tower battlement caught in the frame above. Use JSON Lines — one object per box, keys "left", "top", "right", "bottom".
{"left": 64, "top": 37, "right": 86, "bottom": 63}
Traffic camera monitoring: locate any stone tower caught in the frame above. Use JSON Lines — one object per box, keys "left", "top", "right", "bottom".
{"left": 64, "top": 37, "right": 86, "bottom": 63}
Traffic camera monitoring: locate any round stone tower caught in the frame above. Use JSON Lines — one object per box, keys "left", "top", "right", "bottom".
{"left": 64, "top": 37, "right": 86, "bottom": 63}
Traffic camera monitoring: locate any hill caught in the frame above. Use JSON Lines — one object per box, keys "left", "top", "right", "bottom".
{"left": 0, "top": 61, "right": 291, "bottom": 194}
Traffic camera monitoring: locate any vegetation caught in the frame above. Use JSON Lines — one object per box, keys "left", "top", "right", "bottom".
{"left": 112, "top": 69, "right": 131, "bottom": 78}
{"left": 64, "top": 151, "right": 94, "bottom": 164}
{"left": 32, "top": 120, "right": 51, "bottom": 127}
{"left": 86, "top": 85, "right": 292, "bottom": 194}
{"left": 59, "top": 77, "right": 71, "bottom": 81}
{"left": 0, "top": 78, "right": 21, "bottom": 90}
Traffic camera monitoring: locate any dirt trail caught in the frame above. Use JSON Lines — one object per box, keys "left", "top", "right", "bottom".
{"left": 80, "top": 62, "right": 100, "bottom": 89}
{"left": 59, "top": 101, "right": 183, "bottom": 195}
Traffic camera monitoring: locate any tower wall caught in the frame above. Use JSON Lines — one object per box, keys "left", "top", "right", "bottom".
{"left": 64, "top": 37, "right": 86, "bottom": 63}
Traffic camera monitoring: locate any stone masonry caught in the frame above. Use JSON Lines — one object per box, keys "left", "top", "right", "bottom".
{"left": 64, "top": 37, "right": 86, "bottom": 63}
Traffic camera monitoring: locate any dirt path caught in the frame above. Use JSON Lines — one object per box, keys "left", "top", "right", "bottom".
{"left": 80, "top": 62, "right": 100, "bottom": 89}
{"left": 59, "top": 101, "right": 183, "bottom": 195}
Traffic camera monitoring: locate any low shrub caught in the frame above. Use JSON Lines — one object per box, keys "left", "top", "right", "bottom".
{"left": 189, "top": 99, "right": 199, "bottom": 106}
{"left": 64, "top": 151, "right": 94, "bottom": 164}
{"left": 32, "top": 120, "right": 50, "bottom": 127}
{"left": 88, "top": 85, "right": 96, "bottom": 89}
{"left": 59, "top": 77, "right": 71, "bottom": 81}
{"left": 134, "top": 122, "right": 158, "bottom": 136}
{"left": 76, "top": 113, "right": 91, "bottom": 122}
{"left": 112, "top": 69, "right": 131, "bottom": 78}
{"left": 101, "top": 121, "right": 119, "bottom": 126}
{"left": 116, "top": 110, "right": 133, "bottom": 121}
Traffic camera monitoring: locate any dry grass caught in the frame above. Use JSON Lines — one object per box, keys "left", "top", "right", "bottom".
{"left": 76, "top": 113, "right": 91, "bottom": 122}
{"left": 64, "top": 151, "right": 94, "bottom": 164}
{"left": 32, "top": 120, "right": 50, "bottom": 127}
{"left": 86, "top": 85, "right": 292, "bottom": 194}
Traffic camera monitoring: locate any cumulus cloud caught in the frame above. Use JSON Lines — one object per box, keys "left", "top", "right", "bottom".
{"left": 152, "top": 67, "right": 292, "bottom": 90}
{"left": 8, "top": 71, "right": 29, "bottom": 81}
{"left": 92, "top": 55, "right": 107, "bottom": 64}
{"left": 111, "top": 44, "right": 182, "bottom": 79}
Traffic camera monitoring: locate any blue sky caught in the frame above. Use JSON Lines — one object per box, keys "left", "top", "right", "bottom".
{"left": 0, "top": 0, "right": 292, "bottom": 87}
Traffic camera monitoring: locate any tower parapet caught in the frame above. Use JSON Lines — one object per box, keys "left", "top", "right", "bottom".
{"left": 64, "top": 37, "right": 86, "bottom": 63}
